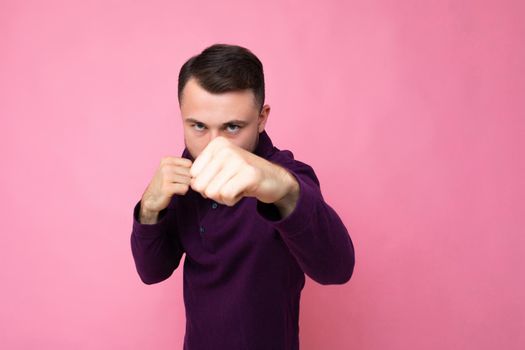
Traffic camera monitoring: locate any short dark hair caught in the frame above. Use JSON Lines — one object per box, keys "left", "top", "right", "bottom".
{"left": 178, "top": 43, "right": 265, "bottom": 113}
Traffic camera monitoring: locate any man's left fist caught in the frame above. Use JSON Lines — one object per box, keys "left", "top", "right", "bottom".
{"left": 189, "top": 136, "right": 298, "bottom": 210}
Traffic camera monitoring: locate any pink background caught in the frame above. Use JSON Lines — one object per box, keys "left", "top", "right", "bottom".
{"left": 1, "top": 0, "right": 524, "bottom": 349}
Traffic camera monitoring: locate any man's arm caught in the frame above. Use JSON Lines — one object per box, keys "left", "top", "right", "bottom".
{"left": 256, "top": 156, "right": 355, "bottom": 285}
{"left": 187, "top": 136, "right": 354, "bottom": 284}
{"left": 271, "top": 164, "right": 300, "bottom": 219}
{"left": 130, "top": 199, "right": 184, "bottom": 284}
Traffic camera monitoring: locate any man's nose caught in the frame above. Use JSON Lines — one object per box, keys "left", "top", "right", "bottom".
{"left": 209, "top": 129, "right": 220, "bottom": 140}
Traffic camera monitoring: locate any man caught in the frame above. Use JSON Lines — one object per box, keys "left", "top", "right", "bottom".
{"left": 130, "top": 43, "right": 355, "bottom": 350}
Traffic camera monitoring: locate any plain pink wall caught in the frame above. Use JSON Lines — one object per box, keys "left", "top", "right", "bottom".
{"left": 1, "top": 0, "right": 523, "bottom": 349}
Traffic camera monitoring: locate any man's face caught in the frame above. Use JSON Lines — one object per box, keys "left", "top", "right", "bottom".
{"left": 180, "top": 77, "right": 270, "bottom": 160}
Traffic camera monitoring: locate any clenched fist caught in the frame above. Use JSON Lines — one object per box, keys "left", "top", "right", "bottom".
{"left": 139, "top": 156, "right": 192, "bottom": 224}
{"left": 189, "top": 136, "right": 299, "bottom": 213}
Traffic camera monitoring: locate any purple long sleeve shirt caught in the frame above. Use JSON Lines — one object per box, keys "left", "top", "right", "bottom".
{"left": 130, "top": 130, "right": 355, "bottom": 350}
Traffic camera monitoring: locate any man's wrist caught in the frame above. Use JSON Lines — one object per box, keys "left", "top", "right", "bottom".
{"left": 273, "top": 169, "right": 300, "bottom": 219}
{"left": 139, "top": 204, "right": 159, "bottom": 224}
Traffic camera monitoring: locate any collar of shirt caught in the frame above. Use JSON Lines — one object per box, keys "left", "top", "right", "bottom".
{"left": 180, "top": 130, "right": 275, "bottom": 161}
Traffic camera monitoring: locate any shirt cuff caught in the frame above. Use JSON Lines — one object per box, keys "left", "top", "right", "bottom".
{"left": 256, "top": 171, "right": 317, "bottom": 236}
{"left": 132, "top": 199, "right": 169, "bottom": 237}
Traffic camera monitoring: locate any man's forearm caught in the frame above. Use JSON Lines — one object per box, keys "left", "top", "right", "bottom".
{"left": 273, "top": 169, "right": 300, "bottom": 219}
{"left": 139, "top": 203, "right": 160, "bottom": 224}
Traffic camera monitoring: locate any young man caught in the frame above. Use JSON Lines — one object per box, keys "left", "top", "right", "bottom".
{"left": 130, "top": 43, "right": 355, "bottom": 350}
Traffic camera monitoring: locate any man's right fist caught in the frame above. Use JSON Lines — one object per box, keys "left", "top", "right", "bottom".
{"left": 139, "top": 156, "right": 193, "bottom": 224}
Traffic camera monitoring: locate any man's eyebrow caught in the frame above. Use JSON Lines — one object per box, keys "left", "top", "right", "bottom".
{"left": 184, "top": 118, "right": 248, "bottom": 126}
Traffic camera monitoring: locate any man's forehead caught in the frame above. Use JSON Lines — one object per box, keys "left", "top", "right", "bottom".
{"left": 181, "top": 78, "right": 259, "bottom": 116}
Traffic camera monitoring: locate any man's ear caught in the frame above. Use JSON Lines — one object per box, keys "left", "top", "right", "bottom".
{"left": 258, "top": 104, "right": 270, "bottom": 133}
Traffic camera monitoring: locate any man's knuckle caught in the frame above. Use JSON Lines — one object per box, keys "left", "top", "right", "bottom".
{"left": 244, "top": 165, "right": 258, "bottom": 179}
{"left": 215, "top": 148, "right": 228, "bottom": 159}
{"left": 192, "top": 182, "right": 201, "bottom": 192}
{"left": 204, "top": 187, "right": 215, "bottom": 198}
{"left": 219, "top": 188, "right": 231, "bottom": 200}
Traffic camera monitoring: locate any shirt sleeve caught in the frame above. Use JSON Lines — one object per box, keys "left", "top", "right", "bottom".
{"left": 130, "top": 199, "right": 185, "bottom": 284}
{"left": 256, "top": 154, "right": 355, "bottom": 285}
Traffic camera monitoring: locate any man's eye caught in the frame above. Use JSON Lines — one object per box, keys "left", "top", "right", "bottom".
{"left": 193, "top": 124, "right": 206, "bottom": 131}
{"left": 226, "top": 124, "right": 241, "bottom": 133}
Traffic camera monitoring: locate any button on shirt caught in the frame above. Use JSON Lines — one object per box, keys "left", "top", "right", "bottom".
{"left": 130, "top": 130, "right": 355, "bottom": 350}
